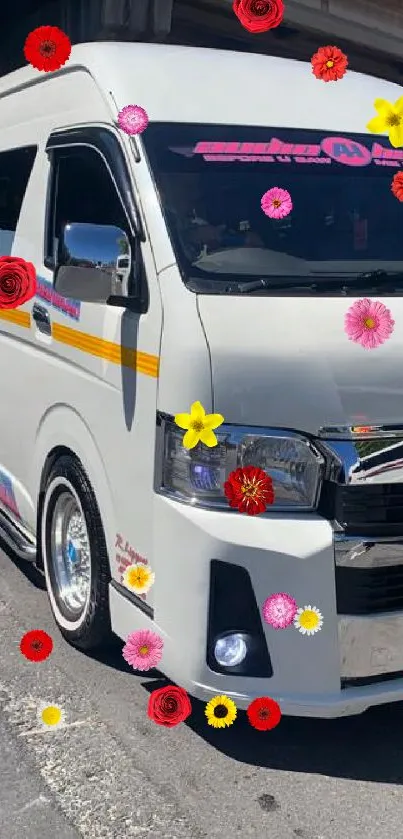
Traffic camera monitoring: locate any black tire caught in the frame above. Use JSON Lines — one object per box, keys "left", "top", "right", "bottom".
{"left": 41, "top": 454, "right": 112, "bottom": 650}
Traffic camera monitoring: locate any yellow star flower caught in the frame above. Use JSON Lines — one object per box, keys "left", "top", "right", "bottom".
{"left": 174, "top": 401, "right": 224, "bottom": 449}
{"left": 366, "top": 97, "right": 403, "bottom": 148}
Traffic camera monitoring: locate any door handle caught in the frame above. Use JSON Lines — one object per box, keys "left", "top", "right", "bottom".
{"left": 32, "top": 303, "right": 51, "bottom": 333}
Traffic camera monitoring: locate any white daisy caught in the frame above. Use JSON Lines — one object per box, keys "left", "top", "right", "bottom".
{"left": 37, "top": 702, "right": 66, "bottom": 730}
{"left": 294, "top": 605, "right": 323, "bottom": 636}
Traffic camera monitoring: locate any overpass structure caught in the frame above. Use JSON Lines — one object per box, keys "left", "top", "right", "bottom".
{"left": 2, "top": 0, "right": 403, "bottom": 83}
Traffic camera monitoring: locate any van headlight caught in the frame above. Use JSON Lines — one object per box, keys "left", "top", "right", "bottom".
{"left": 157, "top": 416, "right": 325, "bottom": 512}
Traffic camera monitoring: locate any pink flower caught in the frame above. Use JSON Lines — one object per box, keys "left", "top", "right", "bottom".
{"left": 344, "top": 298, "right": 395, "bottom": 350}
{"left": 117, "top": 105, "right": 149, "bottom": 136}
{"left": 262, "top": 593, "right": 298, "bottom": 629}
{"left": 261, "top": 187, "right": 293, "bottom": 219}
{"left": 122, "top": 629, "right": 163, "bottom": 671}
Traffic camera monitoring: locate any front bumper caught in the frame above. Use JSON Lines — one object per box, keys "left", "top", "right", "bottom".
{"left": 110, "top": 494, "right": 403, "bottom": 718}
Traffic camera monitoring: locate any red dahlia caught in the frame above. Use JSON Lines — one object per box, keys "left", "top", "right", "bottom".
{"left": 224, "top": 465, "right": 274, "bottom": 515}
{"left": 311, "top": 45, "right": 348, "bottom": 82}
{"left": 23, "top": 26, "right": 72, "bottom": 72}
{"left": 247, "top": 696, "right": 282, "bottom": 731}
{"left": 19, "top": 629, "right": 53, "bottom": 662}
{"left": 391, "top": 171, "right": 403, "bottom": 201}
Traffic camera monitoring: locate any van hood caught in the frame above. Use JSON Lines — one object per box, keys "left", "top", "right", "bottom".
{"left": 197, "top": 295, "right": 403, "bottom": 435}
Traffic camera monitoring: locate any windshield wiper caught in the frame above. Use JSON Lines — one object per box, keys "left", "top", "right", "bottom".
{"left": 235, "top": 270, "right": 403, "bottom": 295}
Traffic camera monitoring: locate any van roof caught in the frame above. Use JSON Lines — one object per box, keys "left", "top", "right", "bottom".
{"left": 0, "top": 42, "right": 401, "bottom": 131}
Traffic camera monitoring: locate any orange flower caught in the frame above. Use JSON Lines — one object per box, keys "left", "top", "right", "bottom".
{"left": 311, "top": 45, "right": 348, "bottom": 82}
{"left": 391, "top": 170, "right": 403, "bottom": 201}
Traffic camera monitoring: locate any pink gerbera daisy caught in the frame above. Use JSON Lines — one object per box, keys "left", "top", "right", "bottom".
{"left": 117, "top": 104, "right": 149, "bottom": 136}
{"left": 122, "top": 629, "right": 163, "bottom": 671}
{"left": 261, "top": 187, "right": 293, "bottom": 219}
{"left": 262, "top": 592, "right": 298, "bottom": 629}
{"left": 344, "top": 298, "right": 395, "bottom": 350}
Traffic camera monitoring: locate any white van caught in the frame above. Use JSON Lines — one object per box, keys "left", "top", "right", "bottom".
{"left": 1, "top": 41, "right": 403, "bottom": 718}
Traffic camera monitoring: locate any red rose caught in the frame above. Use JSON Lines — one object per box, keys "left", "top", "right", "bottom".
{"left": 224, "top": 465, "right": 275, "bottom": 515}
{"left": 147, "top": 685, "right": 192, "bottom": 728}
{"left": 0, "top": 256, "right": 36, "bottom": 310}
{"left": 23, "top": 26, "right": 72, "bottom": 73}
{"left": 232, "top": 0, "right": 284, "bottom": 33}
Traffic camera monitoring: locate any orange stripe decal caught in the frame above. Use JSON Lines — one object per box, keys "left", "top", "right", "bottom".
{"left": 0, "top": 309, "right": 31, "bottom": 328}
{"left": 52, "top": 323, "right": 159, "bottom": 377}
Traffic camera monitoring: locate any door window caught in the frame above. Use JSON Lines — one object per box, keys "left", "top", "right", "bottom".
{"left": 0, "top": 146, "right": 37, "bottom": 255}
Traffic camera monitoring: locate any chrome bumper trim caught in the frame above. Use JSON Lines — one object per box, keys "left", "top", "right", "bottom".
{"left": 335, "top": 535, "right": 403, "bottom": 568}
{"left": 339, "top": 613, "right": 403, "bottom": 678}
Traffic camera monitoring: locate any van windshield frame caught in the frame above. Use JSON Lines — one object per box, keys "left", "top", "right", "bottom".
{"left": 141, "top": 122, "right": 403, "bottom": 296}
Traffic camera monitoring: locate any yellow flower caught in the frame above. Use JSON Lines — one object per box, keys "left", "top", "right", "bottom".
{"left": 37, "top": 703, "right": 65, "bottom": 729}
{"left": 294, "top": 606, "right": 323, "bottom": 636}
{"left": 205, "top": 694, "right": 237, "bottom": 728}
{"left": 366, "top": 97, "right": 403, "bottom": 148}
{"left": 123, "top": 563, "right": 155, "bottom": 594}
{"left": 174, "top": 401, "right": 224, "bottom": 449}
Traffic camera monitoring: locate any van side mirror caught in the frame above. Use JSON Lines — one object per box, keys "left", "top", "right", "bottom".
{"left": 54, "top": 222, "right": 134, "bottom": 306}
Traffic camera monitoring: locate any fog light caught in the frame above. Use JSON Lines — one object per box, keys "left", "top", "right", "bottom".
{"left": 214, "top": 633, "right": 248, "bottom": 667}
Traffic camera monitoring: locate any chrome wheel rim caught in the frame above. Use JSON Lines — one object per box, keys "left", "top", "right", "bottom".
{"left": 49, "top": 490, "right": 91, "bottom": 616}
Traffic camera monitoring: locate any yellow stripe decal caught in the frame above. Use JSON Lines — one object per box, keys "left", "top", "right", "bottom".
{"left": 52, "top": 323, "right": 160, "bottom": 377}
{"left": 0, "top": 309, "right": 159, "bottom": 378}
{"left": 0, "top": 309, "right": 31, "bottom": 328}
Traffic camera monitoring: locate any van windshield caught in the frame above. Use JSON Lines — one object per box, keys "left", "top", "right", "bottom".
{"left": 142, "top": 123, "right": 403, "bottom": 295}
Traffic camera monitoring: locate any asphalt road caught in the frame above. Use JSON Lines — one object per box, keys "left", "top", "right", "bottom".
{"left": 1, "top": 546, "right": 403, "bottom": 839}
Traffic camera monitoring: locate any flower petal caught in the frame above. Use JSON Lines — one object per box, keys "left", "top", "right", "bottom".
{"left": 394, "top": 96, "right": 403, "bottom": 115}
{"left": 199, "top": 428, "right": 218, "bottom": 447}
{"left": 183, "top": 428, "right": 201, "bottom": 449}
{"left": 190, "top": 401, "right": 205, "bottom": 422}
{"left": 366, "top": 116, "right": 388, "bottom": 134}
{"left": 203, "top": 413, "right": 224, "bottom": 430}
{"left": 373, "top": 98, "right": 392, "bottom": 115}
{"left": 174, "top": 412, "right": 191, "bottom": 430}
{"left": 389, "top": 125, "right": 403, "bottom": 148}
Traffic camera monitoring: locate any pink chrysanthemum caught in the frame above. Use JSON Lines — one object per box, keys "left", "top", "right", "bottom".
{"left": 117, "top": 104, "right": 149, "bottom": 136}
{"left": 261, "top": 187, "right": 293, "bottom": 219}
{"left": 122, "top": 629, "right": 163, "bottom": 671}
{"left": 262, "top": 592, "right": 298, "bottom": 629}
{"left": 344, "top": 298, "right": 395, "bottom": 350}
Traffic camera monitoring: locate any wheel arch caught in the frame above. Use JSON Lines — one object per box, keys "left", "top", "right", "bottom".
{"left": 30, "top": 405, "right": 116, "bottom": 571}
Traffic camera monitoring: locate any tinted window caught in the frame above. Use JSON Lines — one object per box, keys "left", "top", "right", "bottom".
{"left": 0, "top": 146, "right": 37, "bottom": 255}
{"left": 48, "top": 146, "right": 129, "bottom": 260}
{"left": 142, "top": 123, "right": 403, "bottom": 293}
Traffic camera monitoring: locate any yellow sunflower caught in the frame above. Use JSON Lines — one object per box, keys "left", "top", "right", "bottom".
{"left": 174, "top": 401, "right": 224, "bottom": 449}
{"left": 123, "top": 563, "right": 155, "bottom": 594}
{"left": 205, "top": 694, "right": 237, "bottom": 728}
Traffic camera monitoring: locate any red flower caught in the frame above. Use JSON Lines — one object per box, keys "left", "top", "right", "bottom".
{"left": 0, "top": 256, "right": 36, "bottom": 310}
{"left": 232, "top": 0, "right": 284, "bottom": 33}
{"left": 224, "top": 466, "right": 274, "bottom": 515}
{"left": 147, "top": 685, "right": 192, "bottom": 728}
{"left": 311, "top": 45, "right": 348, "bottom": 82}
{"left": 19, "top": 630, "right": 53, "bottom": 662}
{"left": 247, "top": 697, "right": 282, "bottom": 731}
{"left": 24, "top": 26, "right": 71, "bottom": 72}
{"left": 391, "top": 171, "right": 403, "bottom": 201}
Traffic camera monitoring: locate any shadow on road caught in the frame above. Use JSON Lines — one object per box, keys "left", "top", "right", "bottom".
{"left": 139, "top": 675, "right": 403, "bottom": 786}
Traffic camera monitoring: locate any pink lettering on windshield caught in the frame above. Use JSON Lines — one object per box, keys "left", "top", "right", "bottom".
{"left": 192, "top": 136, "right": 403, "bottom": 168}
{"left": 320, "top": 137, "right": 371, "bottom": 166}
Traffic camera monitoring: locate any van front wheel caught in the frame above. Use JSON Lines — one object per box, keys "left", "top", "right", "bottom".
{"left": 41, "top": 455, "right": 112, "bottom": 650}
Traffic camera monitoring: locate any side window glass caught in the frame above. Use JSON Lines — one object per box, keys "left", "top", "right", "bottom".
{"left": 49, "top": 147, "right": 129, "bottom": 263}
{"left": 0, "top": 146, "right": 37, "bottom": 255}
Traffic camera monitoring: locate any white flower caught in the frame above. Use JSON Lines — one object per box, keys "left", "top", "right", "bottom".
{"left": 37, "top": 702, "right": 66, "bottom": 729}
{"left": 294, "top": 605, "right": 323, "bottom": 636}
